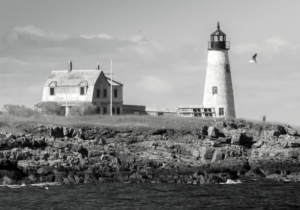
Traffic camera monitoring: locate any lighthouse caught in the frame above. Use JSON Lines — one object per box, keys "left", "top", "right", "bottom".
{"left": 203, "top": 22, "right": 236, "bottom": 118}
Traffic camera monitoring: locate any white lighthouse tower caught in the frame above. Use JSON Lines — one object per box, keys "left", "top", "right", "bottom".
{"left": 203, "top": 22, "right": 236, "bottom": 118}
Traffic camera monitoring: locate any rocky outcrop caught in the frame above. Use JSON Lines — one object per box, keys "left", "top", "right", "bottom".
{"left": 0, "top": 120, "right": 299, "bottom": 185}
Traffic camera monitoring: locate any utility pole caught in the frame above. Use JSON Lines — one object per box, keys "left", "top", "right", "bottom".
{"left": 110, "top": 59, "right": 113, "bottom": 116}
{"left": 65, "top": 84, "right": 68, "bottom": 116}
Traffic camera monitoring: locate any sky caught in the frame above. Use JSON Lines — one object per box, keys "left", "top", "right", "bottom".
{"left": 0, "top": 0, "right": 299, "bottom": 125}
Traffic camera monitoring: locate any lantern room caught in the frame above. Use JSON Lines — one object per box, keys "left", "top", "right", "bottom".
{"left": 208, "top": 22, "right": 230, "bottom": 50}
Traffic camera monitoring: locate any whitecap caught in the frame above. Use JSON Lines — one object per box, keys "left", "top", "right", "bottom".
{"left": 30, "top": 182, "right": 61, "bottom": 187}
{"left": 220, "top": 179, "right": 242, "bottom": 184}
{"left": 1, "top": 184, "right": 26, "bottom": 188}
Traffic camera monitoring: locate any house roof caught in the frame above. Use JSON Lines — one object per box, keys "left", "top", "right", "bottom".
{"left": 44, "top": 70, "right": 122, "bottom": 87}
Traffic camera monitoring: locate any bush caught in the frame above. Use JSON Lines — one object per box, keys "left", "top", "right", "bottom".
{"left": 34, "top": 102, "right": 63, "bottom": 115}
{"left": 69, "top": 103, "right": 97, "bottom": 116}
{"left": 2, "top": 104, "right": 38, "bottom": 117}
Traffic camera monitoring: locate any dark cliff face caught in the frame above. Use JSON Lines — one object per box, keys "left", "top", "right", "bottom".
{"left": 0, "top": 119, "right": 299, "bottom": 185}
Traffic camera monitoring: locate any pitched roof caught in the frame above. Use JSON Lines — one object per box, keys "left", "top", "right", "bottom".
{"left": 211, "top": 29, "right": 226, "bottom": 36}
{"left": 44, "top": 70, "right": 122, "bottom": 87}
{"left": 104, "top": 72, "right": 123, "bottom": 86}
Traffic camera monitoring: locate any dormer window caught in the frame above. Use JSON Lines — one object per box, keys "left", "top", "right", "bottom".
{"left": 50, "top": 88, "right": 55, "bottom": 95}
{"left": 80, "top": 87, "right": 85, "bottom": 95}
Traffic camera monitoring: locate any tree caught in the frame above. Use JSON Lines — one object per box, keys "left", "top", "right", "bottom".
{"left": 34, "top": 102, "right": 63, "bottom": 115}
{"left": 69, "top": 103, "right": 97, "bottom": 116}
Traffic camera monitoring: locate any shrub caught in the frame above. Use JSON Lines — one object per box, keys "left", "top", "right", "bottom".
{"left": 2, "top": 104, "right": 38, "bottom": 117}
{"left": 34, "top": 102, "right": 63, "bottom": 115}
{"left": 69, "top": 103, "right": 97, "bottom": 116}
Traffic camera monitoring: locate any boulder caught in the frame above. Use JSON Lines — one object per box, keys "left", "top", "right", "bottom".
{"left": 207, "top": 126, "right": 219, "bottom": 138}
{"left": 230, "top": 130, "right": 242, "bottom": 145}
{"left": 28, "top": 174, "right": 38, "bottom": 182}
{"left": 3, "top": 176, "right": 14, "bottom": 185}
{"left": 252, "top": 141, "right": 264, "bottom": 149}
{"left": 88, "top": 150, "right": 103, "bottom": 157}
{"left": 211, "top": 149, "right": 225, "bottom": 163}
{"left": 50, "top": 126, "right": 64, "bottom": 138}
{"left": 192, "top": 149, "right": 200, "bottom": 158}
{"left": 200, "top": 147, "right": 215, "bottom": 163}
{"left": 287, "top": 128, "right": 298, "bottom": 136}
{"left": 95, "top": 135, "right": 106, "bottom": 145}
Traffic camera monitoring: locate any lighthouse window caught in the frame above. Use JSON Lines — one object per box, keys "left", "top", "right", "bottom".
{"left": 226, "top": 64, "right": 230, "bottom": 73}
{"left": 212, "top": 87, "right": 218, "bottom": 94}
{"left": 219, "top": 108, "right": 224, "bottom": 116}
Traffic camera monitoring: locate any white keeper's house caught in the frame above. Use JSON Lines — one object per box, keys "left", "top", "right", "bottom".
{"left": 41, "top": 61, "right": 123, "bottom": 115}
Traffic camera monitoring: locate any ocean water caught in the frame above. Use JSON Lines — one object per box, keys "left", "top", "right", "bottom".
{"left": 1, "top": 181, "right": 300, "bottom": 210}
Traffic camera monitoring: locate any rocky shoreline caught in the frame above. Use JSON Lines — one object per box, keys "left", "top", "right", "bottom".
{"left": 0, "top": 119, "right": 300, "bottom": 185}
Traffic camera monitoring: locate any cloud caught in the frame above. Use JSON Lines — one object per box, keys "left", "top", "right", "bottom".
{"left": 232, "top": 37, "right": 299, "bottom": 55}
{"left": 0, "top": 25, "right": 205, "bottom": 110}
{"left": 4, "top": 25, "right": 69, "bottom": 46}
{"left": 264, "top": 37, "right": 289, "bottom": 53}
{"left": 138, "top": 76, "right": 173, "bottom": 93}
{"left": 80, "top": 34, "right": 112, "bottom": 40}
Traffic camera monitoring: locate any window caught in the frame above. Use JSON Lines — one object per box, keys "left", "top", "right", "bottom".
{"left": 97, "top": 89, "right": 100, "bottom": 98}
{"left": 96, "top": 107, "right": 100, "bottom": 114}
{"left": 112, "top": 107, "right": 115, "bottom": 114}
{"left": 219, "top": 108, "right": 224, "bottom": 116}
{"left": 50, "top": 88, "right": 55, "bottom": 95}
{"left": 114, "top": 89, "right": 117, "bottom": 98}
{"left": 80, "top": 87, "right": 85, "bottom": 95}
{"left": 212, "top": 86, "right": 218, "bottom": 95}
{"left": 103, "top": 89, "right": 107, "bottom": 98}
{"left": 226, "top": 64, "right": 230, "bottom": 73}
{"left": 103, "top": 107, "right": 107, "bottom": 114}
{"left": 117, "top": 107, "right": 120, "bottom": 115}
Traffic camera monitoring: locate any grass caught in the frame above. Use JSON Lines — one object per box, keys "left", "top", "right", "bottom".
{"left": 0, "top": 113, "right": 299, "bottom": 133}
{"left": 0, "top": 113, "right": 216, "bottom": 131}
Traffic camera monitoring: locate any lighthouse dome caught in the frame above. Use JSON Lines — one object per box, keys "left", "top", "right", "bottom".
{"left": 208, "top": 22, "right": 229, "bottom": 50}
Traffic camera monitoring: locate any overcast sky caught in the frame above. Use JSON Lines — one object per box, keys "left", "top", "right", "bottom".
{"left": 0, "top": 0, "right": 299, "bottom": 125}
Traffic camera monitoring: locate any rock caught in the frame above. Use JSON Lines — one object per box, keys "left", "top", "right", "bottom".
{"left": 211, "top": 149, "right": 225, "bottom": 163}
{"left": 88, "top": 150, "right": 103, "bottom": 157}
{"left": 95, "top": 135, "right": 106, "bottom": 145}
{"left": 3, "top": 176, "right": 14, "bottom": 185}
{"left": 266, "top": 174, "right": 281, "bottom": 180}
{"left": 287, "top": 128, "right": 298, "bottom": 136}
{"left": 192, "top": 149, "right": 200, "bottom": 158}
{"left": 252, "top": 141, "right": 264, "bottom": 149}
{"left": 200, "top": 147, "right": 215, "bottom": 163}
{"left": 50, "top": 126, "right": 64, "bottom": 138}
{"left": 230, "top": 130, "right": 242, "bottom": 145}
{"left": 54, "top": 171, "right": 67, "bottom": 183}
{"left": 37, "top": 166, "right": 52, "bottom": 175}
{"left": 199, "top": 125, "right": 208, "bottom": 136}
{"left": 198, "top": 175, "right": 205, "bottom": 185}
{"left": 28, "top": 174, "right": 38, "bottom": 182}
{"left": 207, "top": 126, "right": 219, "bottom": 138}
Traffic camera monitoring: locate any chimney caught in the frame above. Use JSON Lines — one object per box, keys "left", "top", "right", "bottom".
{"left": 68, "top": 61, "right": 72, "bottom": 72}
{"left": 96, "top": 62, "right": 100, "bottom": 70}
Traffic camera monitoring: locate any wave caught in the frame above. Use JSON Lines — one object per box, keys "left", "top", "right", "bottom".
{"left": 0, "top": 182, "right": 61, "bottom": 189}
{"left": 220, "top": 179, "right": 242, "bottom": 184}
